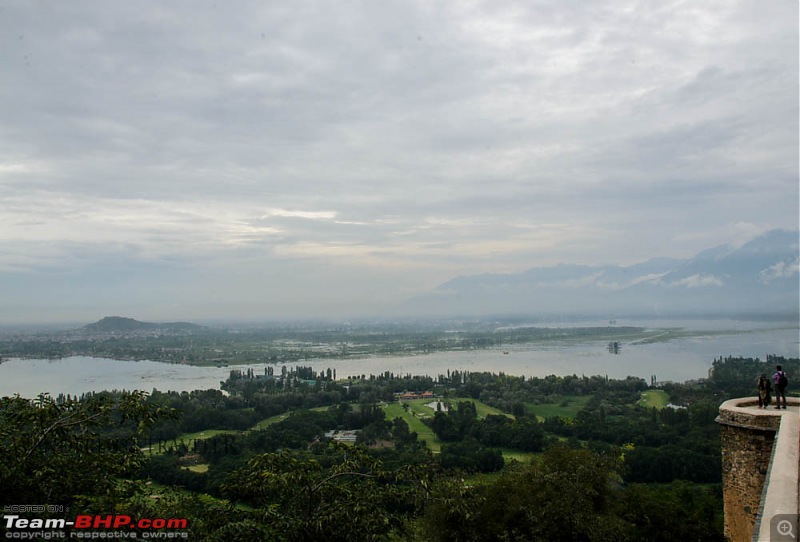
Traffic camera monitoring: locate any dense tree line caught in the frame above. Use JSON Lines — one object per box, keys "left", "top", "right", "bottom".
{"left": 419, "top": 443, "right": 724, "bottom": 542}
{"left": 704, "top": 355, "right": 800, "bottom": 398}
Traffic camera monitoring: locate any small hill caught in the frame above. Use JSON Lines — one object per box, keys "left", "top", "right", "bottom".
{"left": 83, "top": 316, "right": 203, "bottom": 333}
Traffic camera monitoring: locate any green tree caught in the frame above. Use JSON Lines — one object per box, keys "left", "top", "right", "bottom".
{"left": 439, "top": 438, "right": 504, "bottom": 473}
{"left": 421, "top": 443, "right": 632, "bottom": 542}
{"left": 223, "top": 443, "right": 423, "bottom": 542}
{"left": 0, "top": 391, "right": 172, "bottom": 506}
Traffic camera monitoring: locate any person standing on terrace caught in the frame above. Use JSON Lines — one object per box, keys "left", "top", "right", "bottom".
{"left": 757, "top": 373, "right": 772, "bottom": 409}
{"left": 772, "top": 365, "right": 788, "bottom": 410}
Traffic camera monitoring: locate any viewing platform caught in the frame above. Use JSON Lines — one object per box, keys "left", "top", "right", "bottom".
{"left": 717, "top": 397, "right": 799, "bottom": 541}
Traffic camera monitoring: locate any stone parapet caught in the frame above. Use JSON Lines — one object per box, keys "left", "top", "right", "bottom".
{"left": 717, "top": 398, "right": 785, "bottom": 432}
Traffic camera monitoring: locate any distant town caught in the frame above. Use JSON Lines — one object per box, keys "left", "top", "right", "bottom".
{"left": 0, "top": 315, "right": 718, "bottom": 367}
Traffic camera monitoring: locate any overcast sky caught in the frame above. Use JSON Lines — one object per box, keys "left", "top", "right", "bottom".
{"left": 1, "top": 1, "right": 797, "bottom": 324}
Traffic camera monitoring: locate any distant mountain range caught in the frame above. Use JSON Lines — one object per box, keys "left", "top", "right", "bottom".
{"left": 83, "top": 316, "right": 204, "bottom": 333}
{"left": 410, "top": 229, "right": 800, "bottom": 317}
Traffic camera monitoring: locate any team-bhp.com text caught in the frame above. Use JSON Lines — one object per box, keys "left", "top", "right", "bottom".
{"left": 3, "top": 515, "right": 188, "bottom": 539}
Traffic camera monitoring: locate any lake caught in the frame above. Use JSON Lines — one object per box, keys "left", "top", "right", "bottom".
{"left": 0, "top": 319, "right": 797, "bottom": 398}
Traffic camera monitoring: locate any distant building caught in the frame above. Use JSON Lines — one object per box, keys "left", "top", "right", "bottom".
{"left": 324, "top": 430, "right": 358, "bottom": 443}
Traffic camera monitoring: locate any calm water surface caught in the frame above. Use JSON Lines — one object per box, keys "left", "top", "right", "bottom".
{"left": 1, "top": 320, "right": 797, "bottom": 397}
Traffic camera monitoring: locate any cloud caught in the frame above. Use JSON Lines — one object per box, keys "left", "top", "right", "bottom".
{"left": 260, "top": 208, "right": 338, "bottom": 220}
{"left": 596, "top": 273, "right": 668, "bottom": 290}
{"left": 760, "top": 258, "right": 800, "bottom": 284}
{"left": 669, "top": 274, "right": 725, "bottom": 289}
{"left": 0, "top": 0, "right": 797, "bottom": 321}
{"left": 535, "top": 272, "right": 605, "bottom": 289}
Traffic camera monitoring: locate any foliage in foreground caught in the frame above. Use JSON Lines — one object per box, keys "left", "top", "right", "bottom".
{"left": 0, "top": 391, "right": 173, "bottom": 505}
{"left": 0, "top": 376, "right": 729, "bottom": 541}
{"left": 224, "top": 444, "right": 422, "bottom": 542}
{"left": 419, "top": 443, "right": 723, "bottom": 542}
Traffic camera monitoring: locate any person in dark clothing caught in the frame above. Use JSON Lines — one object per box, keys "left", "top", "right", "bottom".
{"left": 772, "top": 365, "right": 788, "bottom": 410}
{"left": 757, "top": 373, "right": 772, "bottom": 409}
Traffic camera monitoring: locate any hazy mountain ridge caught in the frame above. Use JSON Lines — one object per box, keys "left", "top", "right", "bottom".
{"left": 411, "top": 229, "right": 800, "bottom": 316}
{"left": 83, "top": 316, "right": 204, "bottom": 332}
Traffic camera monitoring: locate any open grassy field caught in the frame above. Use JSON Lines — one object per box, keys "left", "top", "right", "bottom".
{"left": 250, "top": 412, "right": 290, "bottom": 430}
{"left": 526, "top": 395, "right": 592, "bottom": 421}
{"left": 471, "top": 400, "right": 512, "bottom": 419}
{"left": 391, "top": 398, "right": 512, "bottom": 420}
{"left": 382, "top": 398, "right": 514, "bottom": 453}
{"left": 638, "top": 389, "right": 670, "bottom": 409}
{"left": 383, "top": 402, "right": 444, "bottom": 452}
{"left": 499, "top": 448, "right": 537, "bottom": 463}
{"left": 462, "top": 452, "right": 538, "bottom": 486}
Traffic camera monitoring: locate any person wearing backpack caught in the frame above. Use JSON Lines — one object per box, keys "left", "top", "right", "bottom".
{"left": 757, "top": 373, "right": 772, "bottom": 409}
{"left": 772, "top": 365, "right": 788, "bottom": 410}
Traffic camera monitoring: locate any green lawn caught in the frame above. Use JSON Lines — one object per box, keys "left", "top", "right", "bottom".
{"left": 388, "top": 398, "right": 511, "bottom": 419}
{"left": 471, "top": 400, "right": 512, "bottom": 419}
{"left": 398, "top": 398, "right": 513, "bottom": 420}
{"left": 462, "top": 453, "right": 539, "bottom": 486}
{"left": 397, "top": 399, "right": 442, "bottom": 419}
{"left": 499, "top": 448, "right": 537, "bottom": 464}
{"left": 383, "top": 402, "right": 443, "bottom": 452}
{"left": 249, "top": 413, "right": 290, "bottom": 431}
{"left": 149, "top": 411, "right": 312, "bottom": 455}
{"left": 638, "top": 389, "right": 670, "bottom": 409}
{"left": 526, "top": 395, "right": 592, "bottom": 421}
{"left": 382, "top": 398, "right": 514, "bottom": 454}
{"left": 249, "top": 406, "right": 329, "bottom": 431}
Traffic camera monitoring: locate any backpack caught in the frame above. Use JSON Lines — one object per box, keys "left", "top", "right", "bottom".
{"left": 779, "top": 372, "right": 788, "bottom": 388}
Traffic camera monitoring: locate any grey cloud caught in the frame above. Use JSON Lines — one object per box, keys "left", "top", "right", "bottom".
{"left": 0, "top": 0, "right": 796, "bottom": 322}
{"left": 759, "top": 258, "right": 800, "bottom": 284}
{"left": 668, "top": 274, "right": 725, "bottom": 289}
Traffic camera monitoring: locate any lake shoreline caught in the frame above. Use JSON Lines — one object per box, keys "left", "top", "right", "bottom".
{"left": 5, "top": 321, "right": 796, "bottom": 368}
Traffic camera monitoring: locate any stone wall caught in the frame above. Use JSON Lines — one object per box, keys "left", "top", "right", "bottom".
{"left": 716, "top": 398, "right": 792, "bottom": 542}
{"left": 719, "top": 423, "right": 776, "bottom": 540}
